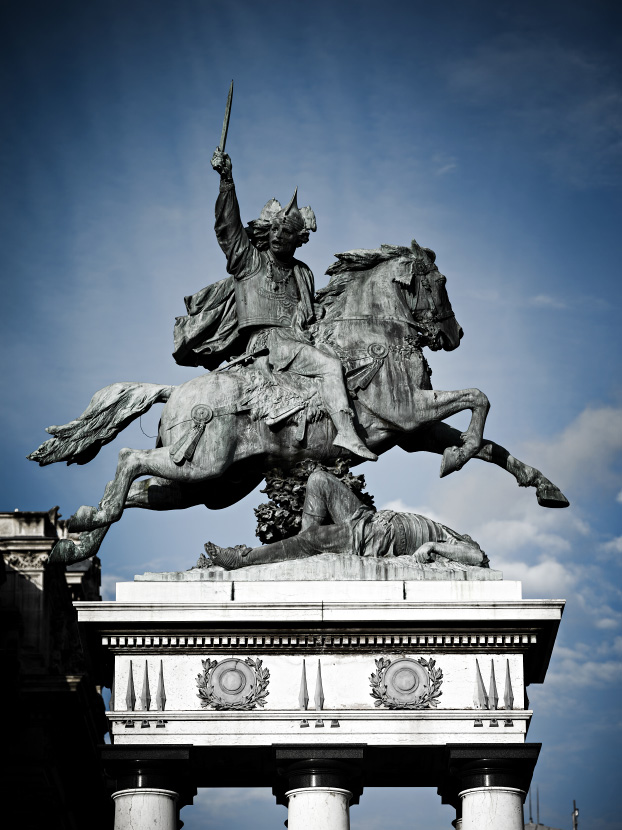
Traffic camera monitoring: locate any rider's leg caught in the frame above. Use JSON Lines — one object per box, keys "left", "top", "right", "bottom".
{"left": 301, "top": 470, "right": 364, "bottom": 530}
{"left": 286, "top": 345, "right": 377, "bottom": 461}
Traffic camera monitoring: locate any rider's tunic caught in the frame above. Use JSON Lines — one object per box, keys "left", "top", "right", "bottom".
{"left": 214, "top": 180, "right": 316, "bottom": 372}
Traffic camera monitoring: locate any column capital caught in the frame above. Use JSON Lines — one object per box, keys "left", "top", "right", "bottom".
{"left": 445, "top": 743, "right": 540, "bottom": 794}
{"left": 273, "top": 745, "right": 365, "bottom": 806}
{"left": 101, "top": 744, "right": 197, "bottom": 809}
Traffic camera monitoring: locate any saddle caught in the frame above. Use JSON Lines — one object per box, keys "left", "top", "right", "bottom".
{"left": 168, "top": 341, "right": 391, "bottom": 465}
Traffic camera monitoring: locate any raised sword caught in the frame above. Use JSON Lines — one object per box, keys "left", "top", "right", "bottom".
{"left": 218, "top": 80, "right": 234, "bottom": 152}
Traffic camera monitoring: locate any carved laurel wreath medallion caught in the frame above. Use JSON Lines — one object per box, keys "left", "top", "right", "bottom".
{"left": 370, "top": 657, "right": 443, "bottom": 709}
{"left": 196, "top": 657, "right": 270, "bottom": 711}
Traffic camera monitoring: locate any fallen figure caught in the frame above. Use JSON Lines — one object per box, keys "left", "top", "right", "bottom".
{"left": 204, "top": 470, "right": 488, "bottom": 570}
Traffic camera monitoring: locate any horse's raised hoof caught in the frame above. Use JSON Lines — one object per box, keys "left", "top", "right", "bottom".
{"left": 536, "top": 481, "right": 570, "bottom": 508}
{"left": 68, "top": 505, "right": 105, "bottom": 532}
{"left": 204, "top": 541, "right": 252, "bottom": 570}
{"left": 49, "top": 538, "right": 92, "bottom": 566}
{"left": 440, "top": 446, "right": 465, "bottom": 478}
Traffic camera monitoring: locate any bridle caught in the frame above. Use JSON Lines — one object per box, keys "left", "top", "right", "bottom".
{"left": 415, "top": 272, "right": 456, "bottom": 325}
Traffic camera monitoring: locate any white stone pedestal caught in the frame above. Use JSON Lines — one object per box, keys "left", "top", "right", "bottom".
{"left": 459, "top": 786, "right": 524, "bottom": 830}
{"left": 77, "top": 576, "right": 562, "bottom": 826}
{"left": 112, "top": 788, "right": 178, "bottom": 830}
{"left": 286, "top": 787, "right": 352, "bottom": 830}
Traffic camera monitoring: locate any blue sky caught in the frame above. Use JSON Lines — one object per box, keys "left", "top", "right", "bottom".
{"left": 2, "top": 1, "right": 621, "bottom": 828}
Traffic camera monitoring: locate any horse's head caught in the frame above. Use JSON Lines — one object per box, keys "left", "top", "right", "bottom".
{"left": 396, "top": 240, "right": 463, "bottom": 351}
{"left": 318, "top": 240, "right": 463, "bottom": 351}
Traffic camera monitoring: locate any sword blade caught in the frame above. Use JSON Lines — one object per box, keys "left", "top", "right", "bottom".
{"left": 219, "top": 80, "right": 234, "bottom": 152}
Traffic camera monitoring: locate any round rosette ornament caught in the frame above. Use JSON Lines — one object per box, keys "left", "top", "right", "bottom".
{"left": 196, "top": 657, "right": 270, "bottom": 710}
{"left": 370, "top": 657, "right": 443, "bottom": 709}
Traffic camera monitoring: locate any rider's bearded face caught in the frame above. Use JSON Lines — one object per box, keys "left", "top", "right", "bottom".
{"left": 269, "top": 219, "right": 299, "bottom": 260}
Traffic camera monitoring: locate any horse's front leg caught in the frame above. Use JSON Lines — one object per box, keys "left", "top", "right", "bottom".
{"left": 413, "top": 388, "right": 490, "bottom": 477}
{"left": 400, "top": 422, "right": 569, "bottom": 508}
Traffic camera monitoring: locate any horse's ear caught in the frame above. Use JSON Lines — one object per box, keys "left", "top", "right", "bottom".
{"left": 411, "top": 239, "right": 421, "bottom": 252}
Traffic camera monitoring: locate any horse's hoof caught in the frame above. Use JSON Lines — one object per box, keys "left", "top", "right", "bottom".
{"left": 440, "top": 446, "right": 464, "bottom": 478}
{"left": 49, "top": 538, "right": 91, "bottom": 566}
{"left": 536, "top": 482, "right": 570, "bottom": 508}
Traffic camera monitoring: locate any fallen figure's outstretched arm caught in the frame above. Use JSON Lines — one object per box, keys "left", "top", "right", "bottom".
{"left": 413, "top": 540, "right": 488, "bottom": 568}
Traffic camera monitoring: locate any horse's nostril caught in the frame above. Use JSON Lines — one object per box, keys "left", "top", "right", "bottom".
{"left": 459, "top": 327, "right": 464, "bottom": 339}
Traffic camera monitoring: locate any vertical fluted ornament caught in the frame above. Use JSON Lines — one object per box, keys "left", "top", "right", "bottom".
{"left": 503, "top": 659, "right": 514, "bottom": 710}
{"left": 299, "top": 659, "right": 309, "bottom": 710}
{"left": 473, "top": 658, "right": 489, "bottom": 709}
{"left": 126, "top": 660, "right": 136, "bottom": 711}
{"left": 156, "top": 660, "right": 167, "bottom": 710}
{"left": 315, "top": 659, "right": 325, "bottom": 710}
{"left": 141, "top": 660, "right": 151, "bottom": 711}
{"left": 488, "top": 660, "right": 499, "bottom": 710}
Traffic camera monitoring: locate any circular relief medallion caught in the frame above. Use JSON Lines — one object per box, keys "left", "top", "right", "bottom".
{"left": 384, "top": 659, "right": 429, "bottom": 704}
{"left": 196, "top": 657, "right": 270, "bottom": 710}
{"left": 370, "top": 656, "right": 443, "bottom": 710}
{"left": 211, "top": 659, "right": 256, "bottom": 704}
{"left": 368, "top": 342, "right": 389, "bottom": 359}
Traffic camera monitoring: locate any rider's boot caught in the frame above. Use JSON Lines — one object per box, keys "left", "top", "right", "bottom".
{"left": 330, "top": 410, "right": 378, "bottom": 462}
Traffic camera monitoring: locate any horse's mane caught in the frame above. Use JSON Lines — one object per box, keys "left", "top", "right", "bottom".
{"left": 316, "top": 242, "right": 436, "bottom": 324}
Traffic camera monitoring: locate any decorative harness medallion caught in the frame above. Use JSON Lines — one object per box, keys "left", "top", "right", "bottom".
{"left": 370, "top": 657, "right": 443, "bottom": 709}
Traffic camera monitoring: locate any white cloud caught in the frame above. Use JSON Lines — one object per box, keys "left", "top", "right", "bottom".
{"left": 599, "top": 536, "right": 622, "bottom": 557}
{"left": 528, "top": 294, "right": 567, "bottom": 310}
{"left": 496, "top": 557, "right": 578, "bottom": 597}
{"left": 431, "top": 153, "right": 457, "bottom": 176}
{"left": 617, "top": 489, "right": 622, "bottom": 504}
{"left": 379, "top": 498, "right": 446, "bottom": 525}
{"left": 521, "top": 405, "right": 622, "bottom": 498}
{"left": 101, "top": 573, "right": 124, "bottom": 601}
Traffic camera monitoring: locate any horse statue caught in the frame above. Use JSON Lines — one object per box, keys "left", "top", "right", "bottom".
{"left": 29, "top": 240, "right": 568, "bottom": 565}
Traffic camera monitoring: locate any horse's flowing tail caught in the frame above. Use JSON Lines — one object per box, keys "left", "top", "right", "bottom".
{"left": 27, "top": 382, "right": 174, "bottom": 466}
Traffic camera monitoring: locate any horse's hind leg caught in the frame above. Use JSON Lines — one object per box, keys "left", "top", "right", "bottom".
{"left": 52, "top": 478, "right": 211, "bottom": 566}
{"left": 50, "top": 526, "right": 110, "bottom": 566}
{"left": 125, "top": 477, "right": 208, "bottom": 511}
{"left": 68, "top": 447, "right": 217, "bottom": 532}
{"left": 405, "top": 423, "right": 569, "bottom": 508}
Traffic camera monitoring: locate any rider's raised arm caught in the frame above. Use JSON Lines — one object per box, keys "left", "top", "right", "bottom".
{"left": 211, "top": 149, "right": 259, "bottom": 278}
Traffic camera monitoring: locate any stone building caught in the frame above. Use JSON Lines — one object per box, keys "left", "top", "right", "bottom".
{"left": 0, "top": 508, "right": 111, "bottom": 830}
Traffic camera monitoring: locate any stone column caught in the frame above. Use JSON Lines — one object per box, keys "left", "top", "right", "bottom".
{"left": 102, "top": 746, "right": 195, "bottom": 830}
{"left": 286, "top": 786, "right": 352, "bottom": 830}
{"left": 446, "top": 745, "right": 539, "bottom": 830}
{"left": 112, "top": 788, "right": 178, "bottom": 830}
{"left": 459, "top": 786, "right": 524, "bottom": 830}
{"left": 274, "top": 749, "right": 364, "bottom": 830}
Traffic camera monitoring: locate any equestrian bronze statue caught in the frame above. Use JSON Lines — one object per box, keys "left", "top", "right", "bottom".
{"left": 28, "top": 93, "right": 568, "bottom": 566}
